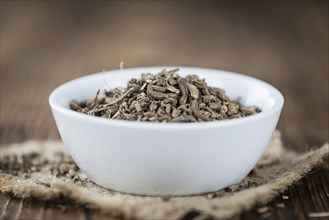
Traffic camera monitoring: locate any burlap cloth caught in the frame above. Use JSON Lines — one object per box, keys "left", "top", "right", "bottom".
{"left": 0, "top": 131, "right": 328, "bottom": 219}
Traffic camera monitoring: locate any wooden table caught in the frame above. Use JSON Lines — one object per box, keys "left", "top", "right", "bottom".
{"left": 1, "top": 1, "right": 328, "bottom": 219}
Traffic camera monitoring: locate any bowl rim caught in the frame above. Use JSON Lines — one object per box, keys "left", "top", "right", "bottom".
{"left": 49, "top": 66, "right": 284, "bottom": 130}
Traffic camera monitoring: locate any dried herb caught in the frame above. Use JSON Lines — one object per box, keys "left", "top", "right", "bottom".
{"left": 70, "top": 69, "right": 261, "bottom": 122}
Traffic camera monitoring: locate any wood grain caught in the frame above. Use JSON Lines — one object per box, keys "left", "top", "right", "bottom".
{"left": 1, "top": 1, "right": 328, "bottom": 219}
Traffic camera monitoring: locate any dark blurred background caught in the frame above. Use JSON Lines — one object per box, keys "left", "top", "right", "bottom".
{"left": 1, "top": 1, "right": 328, "bottom": 151}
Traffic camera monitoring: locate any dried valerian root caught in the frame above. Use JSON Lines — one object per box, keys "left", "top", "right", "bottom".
{"left": 70, "top": 69, "right": 261, "bottom": 122}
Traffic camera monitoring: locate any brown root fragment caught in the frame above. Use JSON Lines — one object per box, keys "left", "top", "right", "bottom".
{"left": 70, "top": 69, "right": 261, "bottom": 122}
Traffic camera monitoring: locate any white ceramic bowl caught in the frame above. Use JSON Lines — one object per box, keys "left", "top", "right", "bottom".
{"left": 49, "top": 67, "right": 284, "bottom": 196}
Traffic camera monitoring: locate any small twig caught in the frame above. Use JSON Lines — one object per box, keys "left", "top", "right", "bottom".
{"left": 308, "top": 212, "right": 329, "bottom": 218}
{"left": 111, "top": 111, "right": 121, "bottom": 119}
{"left": 120, "top": 61, "right": 124, "bottom": 71}
{"left": 93, "top": 89, "right": 100, "bottom": 106}
{"left": 71, "top": 103, "right": 83, "bottom": 111}
{"left": 168, "top": 68, "right": 180, "bottom": 73}
{"left": 282, "top": 195, "right": 289, "bottom": 200}
{"left": 104, "top": 87, "right": 134, "bottom": 107}
{"left": 275, "top": 203, "right": 285, "bottom": 208}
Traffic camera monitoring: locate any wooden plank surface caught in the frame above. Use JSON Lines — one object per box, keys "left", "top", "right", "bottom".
{"left": 1, "top": 1, "right": 328, "bottom": 219}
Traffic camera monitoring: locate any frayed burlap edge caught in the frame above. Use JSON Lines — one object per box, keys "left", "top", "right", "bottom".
{"left": 0, "top": 131, "right": 328, "bottom": 219}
